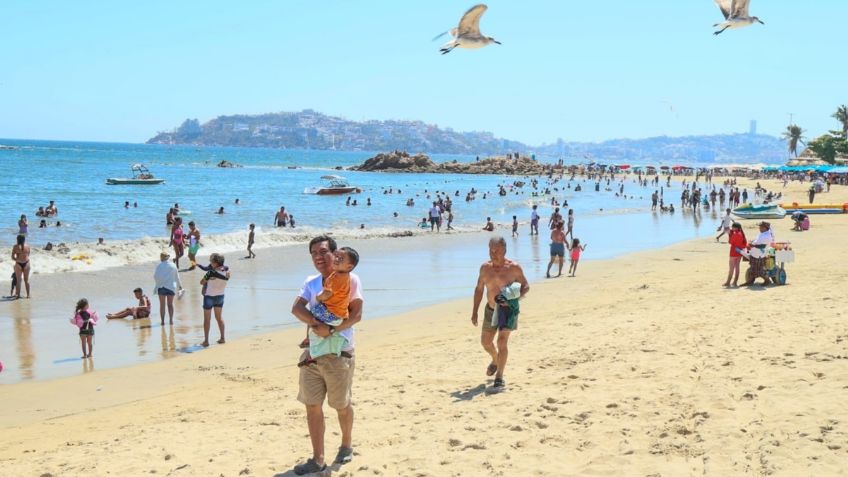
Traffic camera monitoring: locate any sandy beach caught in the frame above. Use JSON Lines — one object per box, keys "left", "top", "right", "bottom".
{"left": 2, "top": 177, "right": 848, "bottom": 476}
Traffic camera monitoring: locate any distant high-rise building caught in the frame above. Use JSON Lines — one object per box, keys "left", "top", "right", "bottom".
{"left": 749, "top": 120, "right": 757, "bottom": 135}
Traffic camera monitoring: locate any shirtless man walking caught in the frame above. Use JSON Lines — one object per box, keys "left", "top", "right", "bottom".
{"left": 471, "top": 237, "right": 530, "bottom": 390}
{"left": 274, "top": 206, "right": 289, "bottom": 227}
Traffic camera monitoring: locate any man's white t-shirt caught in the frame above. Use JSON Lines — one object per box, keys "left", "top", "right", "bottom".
{"left": 720, "top": 215, "right": 733, "bottom": 229}
{"left": 531, "top": 210, "right": 539, "bottom": 222}
{"left": 752, "top": 230, "right": 774, "bottom": 246}
{"left": 429, "top": 206, "right": 440, "bottom": 218}
{"left": 298, "top": 272, "right": 363, "bottom": 350}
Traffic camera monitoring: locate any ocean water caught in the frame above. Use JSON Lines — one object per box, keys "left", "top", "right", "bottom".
{"left": 0, "top": 139, "right": 741, "bottom": 382}
{"left": 1, "top": 139, "right": 721, "bottom": 275}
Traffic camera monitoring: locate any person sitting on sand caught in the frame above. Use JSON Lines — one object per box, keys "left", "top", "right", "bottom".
{"left": 792, "top": 211, "right": 810, "bottom": 231}
{"left": 106, "top": 288, "right": 151, "bottom": 319}
{"left": 483, "top": 217, "right": 494, "bottom": 231}
{"left": 298, "top": 247, "right": 360, "bottom": 365}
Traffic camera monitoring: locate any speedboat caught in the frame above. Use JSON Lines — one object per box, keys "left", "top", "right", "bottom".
{"left": 106, "top": 164, "right": 165, "bottom": 185}
{"left": 732, "top": 203, "right": 787, "bottom": 220}
{"left": 303, "top": 175, "right": 361, "bottom": 195}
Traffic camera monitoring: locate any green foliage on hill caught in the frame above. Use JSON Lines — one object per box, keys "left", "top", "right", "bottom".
{"left": 147, "top": 109, "right": 786, "bottom": 162}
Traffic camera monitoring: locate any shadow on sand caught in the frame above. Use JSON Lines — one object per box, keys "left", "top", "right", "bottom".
{"left": 275, "top": 463, "right": 341, "bottom": 476}
{"left": 450, "top": 383, "right": 488, "bottom": 402}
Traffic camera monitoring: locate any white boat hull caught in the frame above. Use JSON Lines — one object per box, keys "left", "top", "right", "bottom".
{"left": 732, "top": 205, "right": 787, "bottom": 220}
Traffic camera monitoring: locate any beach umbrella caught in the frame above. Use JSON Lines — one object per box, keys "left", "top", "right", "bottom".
{"left": 659, "top": 165, "right": 670, "bottom": 170}
{"left": 618, "top": 164, "right": 631, "bottom": 170}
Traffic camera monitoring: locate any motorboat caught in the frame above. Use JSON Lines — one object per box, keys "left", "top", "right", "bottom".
{"left": 303, "top": 175, "right": 361, "bottom": 195}
{"left": 732, "top": 203, "right": 787, "bottom": 220}
{"left": 106, "top": 164, "right": 165, "bottom": 185}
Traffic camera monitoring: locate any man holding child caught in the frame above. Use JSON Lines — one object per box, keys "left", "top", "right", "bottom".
{"left": 291, "top": 235, "right": 363, "bottom": 475}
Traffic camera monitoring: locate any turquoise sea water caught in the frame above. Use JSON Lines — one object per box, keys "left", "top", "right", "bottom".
{"left": 1, "top": 139, "right": 720, "bottom": 252}
{"left": 0, "top": 139, "right": 736, "bottom": 383}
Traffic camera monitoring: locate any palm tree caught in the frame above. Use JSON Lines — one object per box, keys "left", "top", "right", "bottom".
{"left": 832, "top": 105, "right": 848, "bottom": 138}
{"left": 781, "top": 124, "right": 806, "bottom": 158}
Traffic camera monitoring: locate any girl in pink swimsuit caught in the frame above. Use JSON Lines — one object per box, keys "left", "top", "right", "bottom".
{"left": 567, "top": 238, "right": 588, "bottom": 277}
{"left": 170, "top": 217, "right": 185, "bottom": 268}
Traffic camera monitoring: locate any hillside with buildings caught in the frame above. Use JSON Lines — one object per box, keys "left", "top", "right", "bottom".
{"left": 147, "top": 110, "right": 525, "bottom": 155}
{"left": 147, "top": 110, "right": 786, "bottom": 163}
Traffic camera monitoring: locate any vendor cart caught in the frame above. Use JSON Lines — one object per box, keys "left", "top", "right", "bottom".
{"left": 745, "top": 243, "right": 794, "bottom": 285}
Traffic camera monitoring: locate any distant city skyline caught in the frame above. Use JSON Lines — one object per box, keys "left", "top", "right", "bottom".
{"left": 0, "top": 1, "right": 846, "bottom": 144}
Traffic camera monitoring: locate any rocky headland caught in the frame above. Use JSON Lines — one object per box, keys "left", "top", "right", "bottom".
{"left": 351, "top": 151, "right": 551, "bottom": 175}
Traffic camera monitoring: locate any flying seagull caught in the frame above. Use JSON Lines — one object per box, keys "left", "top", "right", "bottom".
{"left": 713, "top": 0, "right": 764, "bottom": 35}
{"left": 435, "top": 4, "right": 501, "bottom": 55}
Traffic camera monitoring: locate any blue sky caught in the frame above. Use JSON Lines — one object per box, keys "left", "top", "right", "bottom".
{"left": 0, "top": 0, "right": 846, "bottom": 144}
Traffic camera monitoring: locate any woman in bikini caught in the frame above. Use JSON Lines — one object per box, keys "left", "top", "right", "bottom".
{"left": 11, "top": 234, "right": 31, "bottom": 298}
{"left": 169, "top": 217, "right": 185, "bottom": 269}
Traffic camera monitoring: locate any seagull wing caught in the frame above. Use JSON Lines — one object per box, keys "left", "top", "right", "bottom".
{"left": 714, "top": 0, "right": 731, "bottom": 19}
{"left": 731, "top": 0, "right": 750, "bottom": 18}
{"left": 431, "top": 28, "right": 458, "bottom": 42}
{"left": 457, "top": 4, "right": 488, "bottom": 37}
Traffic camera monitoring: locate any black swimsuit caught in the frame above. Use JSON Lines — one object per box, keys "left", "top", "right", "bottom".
{"left": 15, "top": 261, "right": 28, "bottom": 269}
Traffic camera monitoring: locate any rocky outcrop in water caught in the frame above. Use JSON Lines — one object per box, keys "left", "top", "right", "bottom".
{"left": 352, "top": 151, "right": 550, "bottom": 175}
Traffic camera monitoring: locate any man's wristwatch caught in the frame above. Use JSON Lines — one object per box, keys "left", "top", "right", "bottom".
{"left": 328, "top": 325, "right": 336, "bottom": 334}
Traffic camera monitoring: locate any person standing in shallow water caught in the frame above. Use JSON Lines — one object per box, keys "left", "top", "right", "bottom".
{"left": 471, "top": 237, "right": 530, "bottom": 391}
{"left": 546, "top": 222, "right": 566, "bottom": 278}
{"left": 200, "top": 253, "right": 229, "bottom": 347}
{"left": 154, "top": 251, "right": 183, "bottom": 325}
{"left": 169, "top": 217, "right": 185, "bottom": 269}
{"left": 186, "top": 221, "right": 202, "bottom": 270}
{"left": 11, "top": 234, "right": 31, "bottom": 299}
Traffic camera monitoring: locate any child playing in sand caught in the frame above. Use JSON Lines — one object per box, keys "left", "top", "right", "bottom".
{"left": 70, "top": 298, "right": 98, "bottom": 358}
{"left": 298, "top": 247, "right": 359, "bottom": 365}
{"left": 567, "top": 238, "right": 588, "bottom": 277}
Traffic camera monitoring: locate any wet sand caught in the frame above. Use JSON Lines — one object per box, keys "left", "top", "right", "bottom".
{"left": 1, "top": 178, "right": 847, "bottom": 476}
{"left": 1, "top": 205, "right": 719, "bottom": 383}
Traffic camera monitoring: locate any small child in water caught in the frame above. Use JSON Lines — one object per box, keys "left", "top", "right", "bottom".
{"left": 512, "top": 216, "right": 518, "bottom": 237}
{"left": 298, "top": 247, "right": 359, "bottom": 365}
{"left": 70, "top": 298, "right": 98, "bottom": 358}
{"left": 567, "top": 238, "right": 588, "bottom": 277}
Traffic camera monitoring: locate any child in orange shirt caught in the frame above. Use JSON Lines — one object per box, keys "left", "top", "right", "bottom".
{"left": 299, "top": 247, "right": 359, "bottom": 362}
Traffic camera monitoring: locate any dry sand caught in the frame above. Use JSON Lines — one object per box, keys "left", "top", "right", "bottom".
{"left": 2, "top": 178, "right": 847, "bottom": 476}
